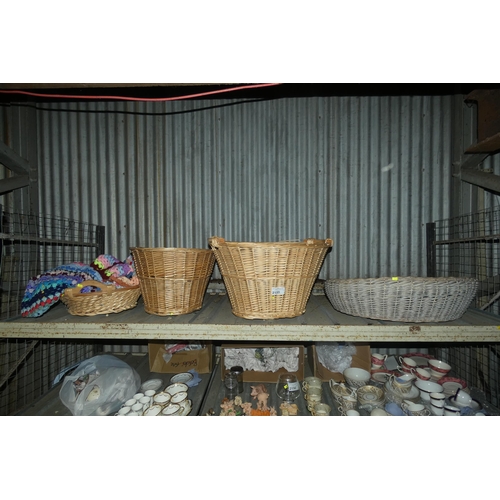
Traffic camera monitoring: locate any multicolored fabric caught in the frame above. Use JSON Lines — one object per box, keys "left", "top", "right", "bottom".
{"left": 21, "top": 255, "right": 137, "bottom": 318}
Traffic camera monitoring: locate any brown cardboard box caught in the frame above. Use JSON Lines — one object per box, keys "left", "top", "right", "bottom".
{"left": 148, "top": 342, "right": 213, "bottom": 374}
{"left": 221, "top": 344, "right": 305, "bottom": 383}
{"left": 309, "top": 343, "right": 371, "bottom": 382}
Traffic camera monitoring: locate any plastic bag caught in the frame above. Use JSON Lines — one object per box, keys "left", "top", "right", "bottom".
{"left": 316, "top": 342, "right": 357, "bottom": 373}
{"left": 59, "top": 354, "right": 141, "bottom": 416}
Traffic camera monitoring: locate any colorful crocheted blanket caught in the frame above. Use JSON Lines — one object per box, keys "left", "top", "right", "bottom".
{"left": 21, "top": 254, "right": 138, "bottom": 318}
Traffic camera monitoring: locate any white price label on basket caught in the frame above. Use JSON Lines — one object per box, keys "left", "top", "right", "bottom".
{"left": 271, "top": 287, "right": 285, "bottom": 296}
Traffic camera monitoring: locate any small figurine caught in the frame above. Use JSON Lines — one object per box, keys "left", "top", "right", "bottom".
{"left": 250, "top": 384, "right": 270, "bottom": 411}
{"left": 280, "top": 402, "right": 299, "bottom": 416}
{"left": 241, "top": 402, "right": 253, "bottom": 416}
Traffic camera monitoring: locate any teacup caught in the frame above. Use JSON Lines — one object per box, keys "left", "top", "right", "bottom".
{"left": 133, "top": 392, "right": 145, "bottom": 400}
{"left": 116, "top": 406, "right": 131, "bottom": 416}
{"left": 153, "top": 392, "right": 172, "bottom": 406}
{"left": 414, "top": 367, "right": 431, "bottom": 381}
{"left": 311, "top": 403, "right": 331, "bottom": 416}
{"left": 343, "top": 367, "right": 371, "bottom": 389}
{"left": 340, "top": 392, "right": 358, "bottom": 411}
{"left": 399, "top": 356, "right": 417, "bottom": 373}
{"left": 444, "top": 405, "right": 461, "bottom": 416}
{"left": 431, "top": 404, "right": 444, "bottom": 416}
{"left": 144, "top": 389, "right": 156, "bottom": 398}
{"left": 123, "top": 398, "right": 137, "bottom": 408}
{"left": 302, "top": 377, "right": 323, "bottom": 392}
{"left": 329, "top": 380, "right": 355, "bottom": 404}
{"left": 371, "top": 353, "right": 387, "bottom": 369}
{"left": 132, "top": 402, "right": 144, "bottom": 414}
{"left": 171, "top": 391, "right": 188, "bottom": 405}
{"left": 371, "top": 408, "right": 390, "bottom": 416}
{"left": 346, "top": 409, "right": 360, "bottom": 416}
{"left": 401, "top": 401, "right": 430, "bottom": 416}
{"left": 390, "top": 374, "right": 415, "bottom": 394}
{"left": 165, "top": 383, "right": 189, "bottom": 396}
{"left": 305, "top": 387, "right": 323, "bottom": 403}
{"left": 429, "top": 392, "right": 446, "bottom": 407}
{"left": 162, "top": 403, "right": 182, "bottom": 416}
{"left": 454, "top": 389, "right": 472, "bottom": 407}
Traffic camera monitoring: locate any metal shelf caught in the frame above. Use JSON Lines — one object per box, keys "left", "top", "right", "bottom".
{"left": 1, "top": 293, "right": 499, "bottom": 343}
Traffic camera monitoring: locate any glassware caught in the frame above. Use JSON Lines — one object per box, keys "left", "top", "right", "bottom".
{"left": 224, "top": 372, "right": 239, "bottom": 399}
{"left": 276, "top": 372, "right": 301, "bottom": 402}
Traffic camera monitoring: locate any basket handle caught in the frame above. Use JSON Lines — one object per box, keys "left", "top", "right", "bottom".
{"left": 208, "top": 236, "right": 225, "bottom": 248}
{"left": 62, "top": 280, "right": 115, "bottom": 298}
{"left": 304, "top": 238, "right": 333, "bottom": 247}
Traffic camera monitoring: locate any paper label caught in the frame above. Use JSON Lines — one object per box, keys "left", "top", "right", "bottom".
{"left": 287, "top": 381, "right": 300, "bottom": 392}
{"left": 271, "top": 287, "right": 285, "bottom": 296}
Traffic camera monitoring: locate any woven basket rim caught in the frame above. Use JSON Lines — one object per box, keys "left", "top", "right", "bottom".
{"left": 208, "top": 237, "right": 333, "bottom": 248}
{"left": 130, "top": 246, "right": 212, "bottom": 252}
{"left": 326, "top": 276, "right": 478, "bottom": 283}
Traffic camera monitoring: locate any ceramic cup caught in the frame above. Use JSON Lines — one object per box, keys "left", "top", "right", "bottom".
{"left": 431, "top": 404, "right": 444, "bottom": 416}
{"left": 371, "top": 353, "right": 387, "bottom": 370}
{"left": 139, "top": 396, "right": 151, "bottom": 408}
{"left": 132, "top": 402, "right": 144, "bottom": 414}
{"left": 116, "top": 406, "right": 131, "bottom": 416}
{"left": 414, "top": 367, "right": 432, "bottom": 381}
{"left": 144, "top": 389, "right": 156, "bottom": 398}
{"left": 311, "top": 403, "right": 331, "bottom": 416}
{"left": 415, "top": 379, "right": 443, "bottom": 401}
{"left": 429, "top": 392, "right": 446, "bottom": 407}
{"left": 444, "top": 405, "right": 461, "bottom": 416}
{"left": 401, "top": 401, "right": 430, "bottom": 416}
{"left": 133, "top": 392, "right": 145, "bottom": 401}
{"left": 399, "top": 356, "right": 418, "bottom": 373}
{"left": 162, "top": 403, "right": 182, "bottom": 416}
{"left": 153, "top": 391, "right": 172, "bottom": 406}
{"left": 171, "top": 391, "right": 188, "bottom": 405}
{"left": 341, "top": 392, "right": 358, "bottom": 411}
{"left": 391, "top": 373, "right": 415, "bottom": 394}
{"left": 371, "top": 408, "right": 390, "bottom": 416}
{"left": 123, "top": 398, "right": 137, "bottom": 408}
{"left": 346, "top": 409, "right": 360, "bottom": 416}
{"left": 302, "top": 376, "right": 323, "bottom": 392}
{"left": 454, "top": 389, "right": 473, "bottom": 407}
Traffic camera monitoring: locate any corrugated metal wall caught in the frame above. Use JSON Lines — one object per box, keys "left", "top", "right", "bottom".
{"left": 28, "top": 95, "right": 458, "bottom": 281}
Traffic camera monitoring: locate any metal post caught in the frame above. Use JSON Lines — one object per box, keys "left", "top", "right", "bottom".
{"left": 426, "top": 222, "right": 436, "bottom": 277}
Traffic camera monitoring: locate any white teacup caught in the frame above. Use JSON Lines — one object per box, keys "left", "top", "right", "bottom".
{"left": 311, "top": 403, "right": 331, "bottom": 416}
{"left": 153, "top": 392, "right": 172, "bottom": 406}
{"left": 302, "top": 377, "right": 323, "bottom": 392}
{"left": 454, "top": 389, "right": 472, "bottom": 407}
{"left": 430, "top": 392, "right": 446, "bottom": 407}
{"left": 444, "top": 405, "right": 461, "bottom": 416}
{"left": 343, "top": 367, "right": 371, "bottom": 389}
{"left": 346, "top": 409, "right": 360, "bottom": 416}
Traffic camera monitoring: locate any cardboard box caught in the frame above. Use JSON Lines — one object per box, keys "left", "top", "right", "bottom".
{"left": 221, "top": 344, "right": 305, "bottom": 383}
{"left": 148, "top": 342, "right": 213, "bottom": 374}
{"left": 309, "top": 343, "right": 371, "bottom": 382}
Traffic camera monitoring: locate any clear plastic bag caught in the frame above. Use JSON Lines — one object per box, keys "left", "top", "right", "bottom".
{"left": 59, "top": 354, "right": 141, "bottom": 416}
{"left": 316, "top": 342, "right": 357, "bottom": 373}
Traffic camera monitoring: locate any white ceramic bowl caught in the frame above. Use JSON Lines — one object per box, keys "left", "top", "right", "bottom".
{"left": 343, "top": 367, "right": 371, "bottom": 388}
{"left": 415, "top": 379, "right": 443, "bottom": 401}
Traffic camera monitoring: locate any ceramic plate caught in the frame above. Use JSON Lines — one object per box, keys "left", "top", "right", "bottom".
{"left": 170, "top": 372, "right": 194, "bottom": 385}
{"left": 371, "top": 369, "right": 393, "bottom": 383}
{"left": 385, "top": 381, "right": 420, "bottom": 401}
{"left": 438, "top": 377, "right": 468, "bottom": 396}
{"left": 403, "top": 352, "right": 435, "bottom": 367}
{"left": 143, "top": 405, "right": 162, "bottom": 416}
{"left": 140, "top": 378, "right": 163, "bottom": 392}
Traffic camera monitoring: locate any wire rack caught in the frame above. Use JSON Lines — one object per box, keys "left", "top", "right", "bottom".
{"left": 427, "top": 206, "right": 500, "bottom": 409}
{"left": 0, "top": 209, "right": 105, "bottom": 414}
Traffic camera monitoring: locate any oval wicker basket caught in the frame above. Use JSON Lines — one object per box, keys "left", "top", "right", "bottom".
{"left": 208, "top": 237, "right": 333, "bottom": 319}
{"left": 131, "top": 247, "right": 215, "bottom": 316}
{"left": 60, "top": 280, "right": 142, "bottom": 316}
{"left": 324, "top": 276, "right": 479, "bottom": 323}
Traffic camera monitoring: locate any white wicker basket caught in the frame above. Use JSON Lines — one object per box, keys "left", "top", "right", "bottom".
{"left": 324, "top": 276, "right": 479, "bottom": 323}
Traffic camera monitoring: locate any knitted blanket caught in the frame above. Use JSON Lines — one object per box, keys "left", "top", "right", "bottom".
{"left": 21, "top": 254, "right": 138, "bottom": 318}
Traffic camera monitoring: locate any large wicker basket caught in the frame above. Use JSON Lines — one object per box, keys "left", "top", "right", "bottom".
{"left": 208, "top": 237, "right": 333, "bottom": 319}
{"left": 324, "top": 276, "right": 479, "bottom": 323}
{"left": 60, "top": 280, "right": 142, "bottom": 316}
{"left": 131, "top": 247, "right": 215, "bottom": 316}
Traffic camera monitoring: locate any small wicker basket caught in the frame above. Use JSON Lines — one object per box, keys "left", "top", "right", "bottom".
{"left": 324, "top": 276, "right": 479, "bottom": 323}
{"left": 208, "top": 237, "right": 333, "bottom": 319}
{"left": 131, "top": 247, "right": 215, "bottom": 316}
{"left": 60, "top": 280, "right": 142, "bottom": 316}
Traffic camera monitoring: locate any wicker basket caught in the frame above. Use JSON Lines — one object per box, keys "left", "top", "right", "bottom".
{"left": 60, "top": 280, "right": 142, "bottom": 316}
{"left": 130, "top": 247, "right": 215, "bottom": 316}
{"left": 208, "top": 237, "right": 333, "bottom": 319}
{"left": 324, "top": 276, "right": 479, "bottom": 323}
